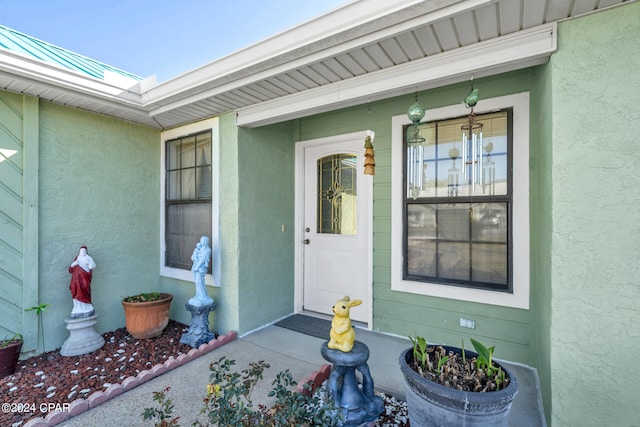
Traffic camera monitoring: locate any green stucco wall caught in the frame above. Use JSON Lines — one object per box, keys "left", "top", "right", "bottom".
{"left": 547, "top": 3, "right": 640, "bottom": 425}
{"left": 38, "top": 102, "right": 160, "bottom": 351}
{"left": 161, "top": 112, "right": 297, "bottom": 336}
{"left": 237, "top": 122, "right": 295, "bottom": 333}
{"left": 529, "top": 59, "right": 554, "bottom": 424}
{"left": 297, "top": 71, "right": 539, "bottom": 365}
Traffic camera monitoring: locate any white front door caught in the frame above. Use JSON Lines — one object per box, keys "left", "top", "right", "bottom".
{"left": 296, "top": 132, "right": 372, "bottom": 324}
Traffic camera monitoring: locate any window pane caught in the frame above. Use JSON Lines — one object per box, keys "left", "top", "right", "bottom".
{"left": 407, "top": 239, "right": 436, "bottom": 277}
{"left": 438, "top": 205, "right": 470, "bottom": 241}
{"left": 166, "top": 203, "right": 212, "bottom": 272}
{"left": 406, "top": 124, "right": 436, "bottom": 199}
{"left": 406, "top": 202, "right": 509, "bottom": 287}
{"left": 181, "top": 136, "right": 196, "bottom": 168}
{"left": 317, "top": 154, "right": 357, "bottom": 235}
{"left": 167, "top": 170, "right": 180, "bottom": 200}
{"left": 197, "top": 133, "right": 211, "bottom": 165}
{"left": 471, "top": 243, "right": 507, "bottom": 285}
{"left": 181, "top": 168, "right": 195, "bottom": 199}
{"left": 407, "top": 204, "right": 436, "bottom": 276}
{"left": 409, "top": 112, "right": 508, "bottom": 199}
{"left": 437, "top": 119, "right": 464, "bottom": 197}
{"left": 439, "top": 242, "right": 470, "bottom": 281}
{"left": 472, "top": 203, "right": 507, "bottom": 243}
{"left": 479, "top": 113, "right": 508, "bottom": 196}
{"left": 196, "top": 166, "right": 212, "bottom": 199}
{"left": 407, "top": 204, "right": 436, "bottom": 239}
{"left": 167, "top": 139, "right": 180, "bottom": 170}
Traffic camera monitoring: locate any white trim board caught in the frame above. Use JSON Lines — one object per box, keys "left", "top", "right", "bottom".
{"left": 159, "top": 117, "right": 221, "bottom": 287}
{"left": 294, "top": 131, "right": 374, "bottom": 327}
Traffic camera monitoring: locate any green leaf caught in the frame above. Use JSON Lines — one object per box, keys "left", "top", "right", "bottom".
{"left": 470, "top": 338, "right": 490, "bottom": 361}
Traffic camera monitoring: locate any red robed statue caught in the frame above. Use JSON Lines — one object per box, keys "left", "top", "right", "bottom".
{"left": 69, "top": 246, "right": 96, "bottom": 318}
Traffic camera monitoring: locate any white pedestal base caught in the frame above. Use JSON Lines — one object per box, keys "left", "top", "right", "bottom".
{"left": 60, "top": 314, "right": 105, "bottom": 357}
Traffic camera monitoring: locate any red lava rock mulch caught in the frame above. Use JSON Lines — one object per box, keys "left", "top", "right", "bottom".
{"left": 0, "top": 321, "right": 236, "bottom": 426}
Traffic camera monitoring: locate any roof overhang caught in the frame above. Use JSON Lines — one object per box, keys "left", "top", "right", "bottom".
{"left": 0, "top": 0, "right": 632, "bottom": 130}
{"left": 0, "top": 49, "right": 159, "bottom": 127}
{"left": 235, "top": 23, "right": 555, "bottom": 127}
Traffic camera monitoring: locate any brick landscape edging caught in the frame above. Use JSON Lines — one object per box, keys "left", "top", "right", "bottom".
{"left": 296, "top": 363, "right": 332, "bottom": 395}
{"left": 22, "top": 330, "right": 238, "bottom": 427}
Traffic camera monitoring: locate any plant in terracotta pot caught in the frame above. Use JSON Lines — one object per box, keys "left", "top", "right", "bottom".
{"left": 399, "top": 334, "right": 518, "bottom": 426}
{"left": 122, "top": 292, "right": 173, "bottom": 339}
{"left": 0, "top": 333, "right": 23, "bottom": 378}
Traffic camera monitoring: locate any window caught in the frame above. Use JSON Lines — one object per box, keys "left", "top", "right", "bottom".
{"left": 166, "top": 131, "right": 212, "bottom": 271}
{"left": 404, "top": 111, "right": 511, "bottom": 291}
{"left": 391, "top": 93, "right": 529, "bottom": 309}
{"left": 160, "top": 118, "right": 220, "bottom": 286}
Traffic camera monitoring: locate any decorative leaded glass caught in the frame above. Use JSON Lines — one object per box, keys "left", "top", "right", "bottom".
{"left": 317, "top": 154, "right": 357, "bottom": 235}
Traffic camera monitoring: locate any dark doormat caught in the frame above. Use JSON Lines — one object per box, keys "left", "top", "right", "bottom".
{"left": 274, "top": 314, "right": 331, "bottom": 340}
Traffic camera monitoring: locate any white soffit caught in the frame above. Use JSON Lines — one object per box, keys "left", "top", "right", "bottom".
{"left": 236, "top": 23, "right": 556, "bottom": 128}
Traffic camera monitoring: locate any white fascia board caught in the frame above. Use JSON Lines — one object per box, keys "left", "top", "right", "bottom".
{"left": 144, "top": 0, "right": 489, "bottom": 110}
{"left": 142, "top": 0, "right": 432, "bottom": 102}
{"left": 0, "top": 50, "right": 145, "bottom": 107}
{"left": 236, "top": 23, "right": 556, "bottom": 127}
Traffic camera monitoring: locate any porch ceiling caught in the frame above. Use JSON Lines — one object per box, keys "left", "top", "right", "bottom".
{"left": 0, "top": 0, "right": 633, "bottom": 130}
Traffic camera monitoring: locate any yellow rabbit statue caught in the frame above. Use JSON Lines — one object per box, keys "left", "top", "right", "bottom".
{"left": 328, "top": 296, "right": 362, "bottom": 352}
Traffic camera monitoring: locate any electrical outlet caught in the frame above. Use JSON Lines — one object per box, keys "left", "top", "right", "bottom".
{"left": 459, "top": 317, "right": 476, "bottom": 329}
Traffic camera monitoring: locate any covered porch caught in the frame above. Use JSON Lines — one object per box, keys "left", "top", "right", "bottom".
{"left": 1, "top": 1, "right": 638, "bottom": 426}
{"left": 54, "top": 318, "right": 545, "bottom": 426}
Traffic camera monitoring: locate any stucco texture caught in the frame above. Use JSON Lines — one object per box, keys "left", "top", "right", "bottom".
{"left": 236, "top": 122, "right": 295, "bottom": 333}
{"left": 163, "top": 113, "right": 297, "bottom": 336}
{"left": 38, "top": 102, "right": 160, "bottom": 351}
{"left": 549, "top": 3, "right": 640, "bottom": 426}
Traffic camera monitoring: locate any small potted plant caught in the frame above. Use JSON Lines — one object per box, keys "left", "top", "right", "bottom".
{"left": 122, "top": 292, "right": 173, "bottom": 339}
{"left": 0, "top": 333, "right": 23, "bottom": 378}
{"left": 399, "top": 335, "right": 518, "bottom": 426}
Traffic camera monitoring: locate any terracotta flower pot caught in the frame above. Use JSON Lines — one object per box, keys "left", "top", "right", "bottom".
{"left": 0, "top": 339, "right": 23, "bottom": 378}
{"left": 122, "top": 293, "right": 173, "bottom": 339}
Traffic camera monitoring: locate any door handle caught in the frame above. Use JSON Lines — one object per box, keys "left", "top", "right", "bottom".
{"left": 304, "top": 239, "right": 310, "bottom": 245}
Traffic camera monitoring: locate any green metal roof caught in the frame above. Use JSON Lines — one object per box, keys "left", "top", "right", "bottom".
{"left": 0, "top": 24, "right": 142, "bottom": 83}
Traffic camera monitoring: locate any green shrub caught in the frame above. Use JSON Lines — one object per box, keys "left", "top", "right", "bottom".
{"left": 142, "top": 356, "right": 342, "bottom": 426}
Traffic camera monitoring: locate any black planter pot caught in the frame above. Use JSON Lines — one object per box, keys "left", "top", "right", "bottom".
{"left": 0, "top": 339, "right": 23, "bottom": 378}
{"left": 399, "top": 346, "right": 518, "bottom": 427}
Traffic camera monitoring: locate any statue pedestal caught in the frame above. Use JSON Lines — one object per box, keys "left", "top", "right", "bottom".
{"left": 321, "top": 341, "right": 384, "bottom": 427}
{"left": 180, "top": 302, "right": 216, "bottom": 348}
{"left": 61, "top": 315, "right": 105, "bottom": 357}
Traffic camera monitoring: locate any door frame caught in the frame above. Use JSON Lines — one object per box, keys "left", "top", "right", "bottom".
{"left": 294, "top": 130, "right": 373, "bottom": 327}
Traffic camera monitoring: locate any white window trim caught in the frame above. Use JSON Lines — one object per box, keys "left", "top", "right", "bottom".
{"left": 391, "top": 92, "right": 530, "bottom": 309}
{"left": 160, "top": 117, "right": 221, "bottom": 287}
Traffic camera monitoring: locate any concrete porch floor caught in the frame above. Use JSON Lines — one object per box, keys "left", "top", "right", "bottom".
{"left": 58, "top": 321, "right": 546, "bottom": 426}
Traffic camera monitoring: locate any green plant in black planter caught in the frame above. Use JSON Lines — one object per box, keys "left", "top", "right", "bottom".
{"left": 400, "top": 334, "right": 518, "bottom": 426}
{"left": 0, "top": 333, "right": 22, "bottom": 349}
{"left": 0, "top": 333, "right": 23, "bottom": 378}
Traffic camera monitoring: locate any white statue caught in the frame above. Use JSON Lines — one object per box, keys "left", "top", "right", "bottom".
{"left": 189, "top": 236, "right": 214, "bottom": 307}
